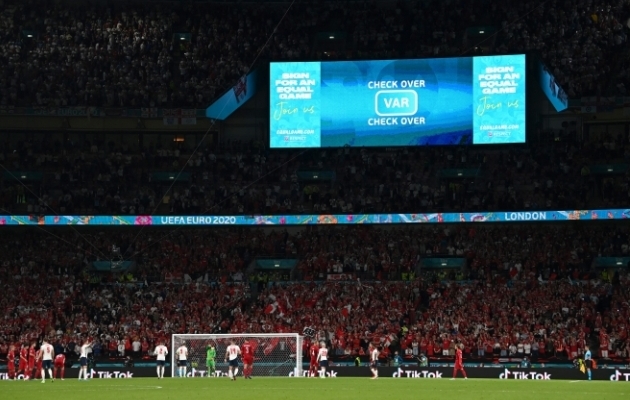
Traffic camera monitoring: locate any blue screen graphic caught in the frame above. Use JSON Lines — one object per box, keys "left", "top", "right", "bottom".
{"left": 206, "top": 70, "right": 258, "bottom": 120}
{"left": 538, "top": 62, "right": 568, "bottom": 112}
{"left": 269, "top": 55, "right": 526, "bottom": 148}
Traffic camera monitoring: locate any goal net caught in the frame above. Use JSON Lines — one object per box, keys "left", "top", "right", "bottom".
{"left": 171, "top": 333, "right": 304, "bottom": 378}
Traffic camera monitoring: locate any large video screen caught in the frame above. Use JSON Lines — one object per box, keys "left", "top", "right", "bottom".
{"left": 269, "top": 55, "right": 526, "bottom": 148}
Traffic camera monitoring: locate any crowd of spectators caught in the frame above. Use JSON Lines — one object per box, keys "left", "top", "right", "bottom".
{"left": 0, "top": 0, "right": 629, "bottom": 110}
{"left": 253, "top": 277, "right": 630, "bottom": 363}
{"left": 1, "top": 132, "right": 629, "bottom": 216}
{"left": 0, "top": 223, "right": 628, "bottom": 363}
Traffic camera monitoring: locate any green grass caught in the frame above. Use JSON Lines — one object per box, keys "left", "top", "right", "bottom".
{"left": 0, "top": 377, "right": 627, "bottom": 400}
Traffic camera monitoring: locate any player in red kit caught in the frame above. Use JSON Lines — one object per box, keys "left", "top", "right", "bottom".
{"left": 451, "top": 343, "right": 467, "bottom": 379}
{"left": 241, "top": 340, "right": 254, "bottom": 379}
{"left": 54, "top": 353, "right": 66, "bottom": 380}
{"left": 26, "top": 342, "right": 36, "bottom": 380}
{"left": 35, "top": 346, "right": 43, "bottom": 380}
{"left": 308, "top": 342, "right": 320, "bottom": 377}
{"left": 19, "top": 344, "right": 28, "bottom": 379}
{"left": 7, "top": 345, "right": 16, "bottom": 380}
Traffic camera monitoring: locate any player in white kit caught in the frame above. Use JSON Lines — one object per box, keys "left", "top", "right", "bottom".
{"left": 176, "top": 342, "right": 189, "bottom": 378}
{"left": 370, "top": 346, "right": 381, "bottom": 379}
{"left": 225, "top": 340, "right": 241, "bottom": 381}
{"left": 316, "top": 342, "right": 329, "bottom": 378}
{"left": 78, "top": 340, "right": 92, "bottom": 381}
{"left": 154, "top": 341, "right": 168, "bottom": 379}
{"left": 39, "top": 340, "right": 55, "bottom": 383}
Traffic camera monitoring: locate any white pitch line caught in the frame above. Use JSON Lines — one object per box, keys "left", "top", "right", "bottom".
{"left": 195, "top": 387, "right": 625, "bottom": 395}
{"left": 0, "top": 385, "right": 163, "bottom": 392}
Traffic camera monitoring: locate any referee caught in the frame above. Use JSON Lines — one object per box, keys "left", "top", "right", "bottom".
{"left": 584, "top": 345, "right": 592, "bottom": 381}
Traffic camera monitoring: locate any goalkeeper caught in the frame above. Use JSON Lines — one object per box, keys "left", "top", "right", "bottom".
{"left": 206, "top": 343, "right": 217, "bottom": 376}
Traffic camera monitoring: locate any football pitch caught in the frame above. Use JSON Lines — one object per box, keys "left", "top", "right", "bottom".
{"left": 0, "top": 378, "right": 627, "bottom": 400}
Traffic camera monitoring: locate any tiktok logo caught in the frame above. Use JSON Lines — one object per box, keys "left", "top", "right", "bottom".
{"left": 499, "top": 369, "right": 551, "bottom": 380}
{"left": 610, "top": 370, "right": 630, "bottom": 381}
{"left": 288, "top": 370, "right": 337, "bottom": 378}
{"left": 89, "top": 369, "right": 134, "bottom": 379}
{"left": 392, "top": 369, "right": 443, "bottom": 379}
{"left": 183, "top": 368, "right": 212, "bottom": 377}
{"left": 0, "top": 373, "right": 26, "bottom": 380}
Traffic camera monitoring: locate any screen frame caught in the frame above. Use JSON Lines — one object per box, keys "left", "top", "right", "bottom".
{"left": 267, "top": 53, "right": 529, "bottom": 149}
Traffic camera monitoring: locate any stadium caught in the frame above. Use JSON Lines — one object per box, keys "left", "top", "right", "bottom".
{"left": 0, "top": 0, "right": 630, "bottom": 399}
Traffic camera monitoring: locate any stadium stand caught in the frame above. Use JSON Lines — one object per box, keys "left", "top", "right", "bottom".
{"left": 0, "top": 225, "right": 628, "bottom": 363}
{"left": 1, "top": 135, "right": 629, "bottom": 216}
{"left": 0, "top": 0, "right": 629, "bottom": 110}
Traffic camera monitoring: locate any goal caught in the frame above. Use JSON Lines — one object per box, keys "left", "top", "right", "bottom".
{"left": 171, "top": 333, "right": 304, "bottom": 378}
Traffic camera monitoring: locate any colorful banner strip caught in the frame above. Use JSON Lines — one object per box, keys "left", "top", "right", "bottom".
{"left": 0, "top": 209, "right": 629, "bottom": 226}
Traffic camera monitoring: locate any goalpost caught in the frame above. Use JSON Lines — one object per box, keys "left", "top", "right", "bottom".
{"left": 171, "top": 333, "right": 304, "bottom": 378}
